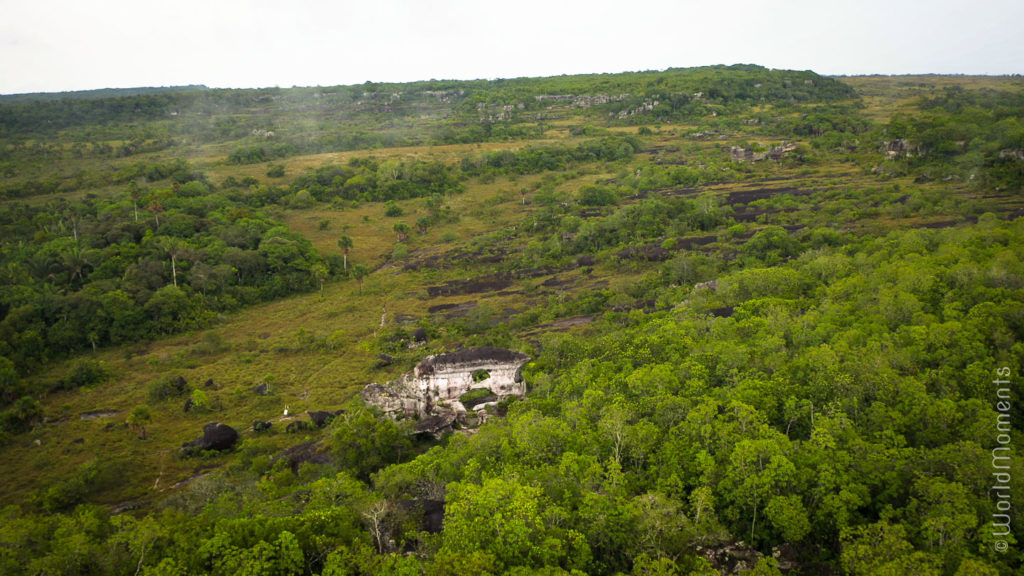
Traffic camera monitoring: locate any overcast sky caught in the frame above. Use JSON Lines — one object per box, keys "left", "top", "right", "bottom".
{"left": 1, "top": 0, "right": 1021, "bottom": 94}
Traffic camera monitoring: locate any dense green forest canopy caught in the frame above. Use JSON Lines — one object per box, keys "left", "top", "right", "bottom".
{"left": 0, "top": 66, "right": 1021, "bottom": 575}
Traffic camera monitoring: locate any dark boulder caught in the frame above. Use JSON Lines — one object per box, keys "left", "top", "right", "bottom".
{"left": 308, "top": 410, "right": 342, "bottom": 428}
{"left": 181, "top": 422, "right": 238, "bottom": 454}
{"left": 374, "top": 353, "right": 394, "bottom": 369}
{"left": 426, "top": 275, "right": 512, "bottom": 297}
{"left": 612, "top": 298, "right": 657, "bottom": 312}
{"left": 397, "top": 499, "right": 446, "bottom": 534}
{"left": 421, "top": 499, "right": 446, "bottom": 533}
{"left": 414, "top": 412, "right": 457, "bottom": 440}
{"left": 252, "top": 382, "right": 269, "bottom": 395}
{"left": 286, "top": 420, "right": 311, "bottom": 433}
{"left": 204, "top": 378, "right": 216, "bottom": 388}
{"left": 275, "top": 440, "right": 330, "bottom": 473}
{"left": 411, "top": 328, "right": 428, "bottom": 342}
{"left": 253, "top": 420, "right": 272, "bottom": 432}
{"left": 707, "top": 306, "right": 735, "bottom": 318}
{"left": 617, "top": 243, "right": 670, "bottom": 262}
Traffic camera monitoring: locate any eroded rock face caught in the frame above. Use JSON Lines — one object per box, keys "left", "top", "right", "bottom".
{"left": 414, "top": 347, "right": 529, "bottom": 401}
{"left": 362, "top": 346, "right": 530, "bottom": 437}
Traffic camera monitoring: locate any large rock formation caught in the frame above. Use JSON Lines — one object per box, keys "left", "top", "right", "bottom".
{"left": 362, "top": 346, "right": 530, "bottom": 437}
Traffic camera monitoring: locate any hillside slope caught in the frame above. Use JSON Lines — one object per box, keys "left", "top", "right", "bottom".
{"left": 0, "top": 67, "right": 1021, "bottom": 575}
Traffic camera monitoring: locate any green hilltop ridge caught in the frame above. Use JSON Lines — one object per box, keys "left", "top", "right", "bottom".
{"left": 0, "top": 85, "right": 210, "bottom": 103}
{"left": 0, "top": 65, "right": 1021, "bottom": 575}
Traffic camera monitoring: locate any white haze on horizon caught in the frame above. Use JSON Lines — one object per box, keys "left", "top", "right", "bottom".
{"left": 0, "top": 0, "right": 1021, "bottom": 95}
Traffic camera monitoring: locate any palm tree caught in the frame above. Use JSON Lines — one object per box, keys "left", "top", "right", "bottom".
{"left": 153, "top": 237, "right": 188, "bottom": 287}
{"left": 59, "top": 245, "right": 91, "bottom": 288}
{"left": 312, "top": 264, "right": 329, "bottom": 298}
{"left": 130, "top": 186, "right": 141, "bottom": 223}
{"left": 27, "top": 250, "right": 59, "bottom": 281}
{"left": 147, "top": 200, "right": 164, "bottom": 228}
{"left": 127, "top": 405, "right": 151, "bottom": 439}
{"left": 416, "top": 216, "right": 431, "bottom": 235}
{"left": 351, "top": 264, "right": 369, "bottom": 295}
{"left": 337, "top": 235, "right": 353, "bottom": 271}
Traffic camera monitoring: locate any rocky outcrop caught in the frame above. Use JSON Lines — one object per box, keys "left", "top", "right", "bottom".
{"left": 693, "top": 279, "right": 719, "bottom": 292}
{"left": 362, "top": 346, "right": 530, "bottom": 438}
{"left": 696, "top": 541, "right": 763, "bottom": 575}
{"left": 534, "top": 93, "right": 629, "bottom": 108}
{"left": 731, "top": 142, "right": 797, "bottom": 163}
{"left": 884, "top": 138, "right": 920, "bottom": 159}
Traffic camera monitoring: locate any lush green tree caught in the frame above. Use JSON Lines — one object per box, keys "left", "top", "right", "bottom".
{"left": 0, "top": 356, "right": 21, "bottom": 402}
{"left": 841, "top": 522, "right": 942, "bottom": 576}
{"left": 393, "top": 222, "right": 410, "bottom": 242}
{"left": 0, "top": 395, "right": 41, "bottom": 436}
{"left": 331, "top": 408, "right": 411, "bottom": 480}
{"left": 720, "top": 431, "right": 797, "bottom": 545}
{"left": 144, "top": 285, "right": 191, "bottom": 333}
{"left": 442, "top": 476, "right": 591, "bottom": 572}
{"left": 416, "top": 216, "right": 431, "bottom": 235}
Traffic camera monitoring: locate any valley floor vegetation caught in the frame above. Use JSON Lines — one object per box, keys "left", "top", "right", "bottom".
{"left": 0, "top": 65, "right": 1022, "bottom": 575}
